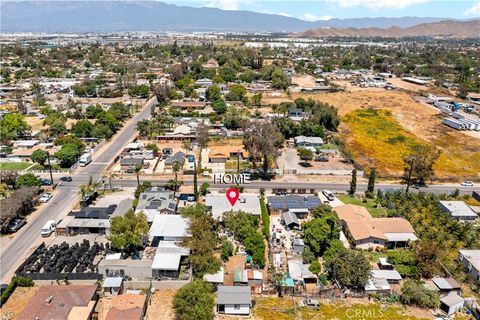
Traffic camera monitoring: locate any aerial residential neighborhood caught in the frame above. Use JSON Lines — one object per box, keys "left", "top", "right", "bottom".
{"left": 0, "top": 1, "right": 479, "bottom": 320}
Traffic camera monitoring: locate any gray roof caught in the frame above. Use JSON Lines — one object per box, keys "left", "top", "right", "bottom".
{"left": 293, "top": 238, "right": 304, "bottom": 246}
{"left": 439, "top": 201, "right": 478, "bottom": 218}
{"left": 282, "top": 211, "right": 299, "bottom": 226}
{"left": 269, "top": 195, "right": 321, "bottom": 210}
{"left": 216, "top": 286, "right": 251, "bottom": 305}
{"left": 136, "top": 187, "right": 176, "bottom": 217}
{"left": 165, "top": 151, "right": 185, "bottom": 165}
{"left": 432, "top": 277, "right": 461, "bottom": 290}
{"left": 440, "top": 292, "right": 464, "bottom": 307}
{"left": 120, "top": 157, "right": 144, "bottom": 166}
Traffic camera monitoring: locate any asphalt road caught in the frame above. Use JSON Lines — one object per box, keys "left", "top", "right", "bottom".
{"left": 0, "top": 96, "right": 157, "bottom": 282}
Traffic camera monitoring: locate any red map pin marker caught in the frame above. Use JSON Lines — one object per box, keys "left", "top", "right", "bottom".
{"left": 226, "top": 188, "right": 240, "bottom": 206}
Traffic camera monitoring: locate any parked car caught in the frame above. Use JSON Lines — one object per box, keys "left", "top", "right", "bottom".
{"left": 7, "top": 218, "right": 26, "bottom": 233}
{"left": 461, "top": 181, "right": 474, "bottom": 187}
{"left": 40, "top": 178, "right": 52, "bottom": 186}
{"left": 60, "top": 176, "right": 72, "bottom": 182}
{"left": 41, "top": 220, "right": 56, "bottom": 237}
{"left": 322, "top": 190, "right": 335, "bottom": 201}
{"left": 300, "top": 298, "right": 320, "bottom": 309}
{"left": 39, "top": 193, "right": 53, "bottom": 203}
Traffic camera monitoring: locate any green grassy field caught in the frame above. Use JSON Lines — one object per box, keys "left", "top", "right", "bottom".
{"left": 254, "top": 297, "right": 431, "bottom": 320}
{"left": 336, "top": 194, "right": 387, "bottom": 217}
{"left": 0, "top": 162, "right": 40, "bottom": 171}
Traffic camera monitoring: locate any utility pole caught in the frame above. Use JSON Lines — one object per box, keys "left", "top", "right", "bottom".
{"left": 193, "top": 160, "right": 198, "bottom": 201}
{"left": 237, "top": 150, "right": 240, "bottom": 175}
{"left": 47, "top": 151, "right": 54, "bottom": 186}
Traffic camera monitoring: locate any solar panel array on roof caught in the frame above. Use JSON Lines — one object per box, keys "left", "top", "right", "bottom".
{"left": 268, "top": 195, "right": 321, "bottom": 210}
{"left": 72, "top": 205, "right": 117, "bottom": 219}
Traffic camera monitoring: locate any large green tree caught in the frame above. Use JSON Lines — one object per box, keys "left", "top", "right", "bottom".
{"left": 54, "top": 143, "right": 81, "bottom": 167}
{"left": 181, "top": 205, "right": 221, "bottom": 278}
{"left": 173, "top": 280, "right": 215, "bottom": 320}
{"left": 327, "top": 248, "right": 371, "bottom": 289}
{"left": 16, "top": 173, "right": 41, "bottom": 188}
{"left": 107, "top": 210, "right": 149, "bottom": 252}
{"left": 403, "top": 145, "right": 441, "bottom": 191}
{"left": 302, "top": 212, "right": 339, "bottom": 257}
{"left": 31, "top": 149, "right": 49, "bottom": 167}
{"left": 0, "top": 113, "right": 30, "bottom": 142}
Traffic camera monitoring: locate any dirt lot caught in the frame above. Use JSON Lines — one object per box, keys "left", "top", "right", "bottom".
{"left": 0, "top": 286, "right": 38, "bottom": 320}
{"left": 263, "top": 89, "right": 480, "bottom": 180}
{"left": 145, "top": 289, "right": 177, "bottom": 320}
{"left": 292, "top": 75, "right": 317, "bottom": 87}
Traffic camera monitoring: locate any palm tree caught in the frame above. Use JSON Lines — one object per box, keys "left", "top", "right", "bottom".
{"left": 104, "top": 172, "right": 117, "bottom": 190}
{"left": 79, "top": 176, "right": 101, "bottom": 197}
{"left": 134, "top": 165, "right": 142, "bottom": 186}
{"left": 172, "top": 161, "right": 182, "bottom": 197}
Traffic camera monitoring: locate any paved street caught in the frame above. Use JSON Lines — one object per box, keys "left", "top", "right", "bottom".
{"left": 0, "top": 96, "right": 157, "bottom": 283}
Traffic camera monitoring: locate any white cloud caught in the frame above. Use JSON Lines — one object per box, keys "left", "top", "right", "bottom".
{"left": 464, "top": 1, "right": 480, "bottom": 16}
{"left": 327, "top": 0, "right": 430, "bottom": 10}
{"left": 302, "top": 13, "right": 333, "bottom": 21}
{"left": 278, "top": 12, "right": 293, "bottom": 17}
{"left": 206, "top": 0, "right": 244, "bottom": 10}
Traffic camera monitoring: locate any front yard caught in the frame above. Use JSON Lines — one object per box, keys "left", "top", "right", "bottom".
{"left": 336, "top": 194, "right": 387, "bottom": 217}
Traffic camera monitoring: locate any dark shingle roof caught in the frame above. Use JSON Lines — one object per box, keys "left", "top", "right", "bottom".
{"left": 268, "top": 195, "right": 321, "bottom": 210}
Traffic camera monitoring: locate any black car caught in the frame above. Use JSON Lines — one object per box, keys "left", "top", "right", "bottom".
{"left": 60, "top": 176, "right": 73, "bottom": 182}
{"left": 7, "top": 218, "right": 26, "bottom": 233}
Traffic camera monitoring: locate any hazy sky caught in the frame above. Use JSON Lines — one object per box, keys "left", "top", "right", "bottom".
{"left": 162, "top": 0, "right": 480, "bottom": 21}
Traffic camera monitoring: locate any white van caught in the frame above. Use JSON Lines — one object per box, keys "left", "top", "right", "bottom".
{"left": 41, "top": 220, "right": 56, "bottom": 237}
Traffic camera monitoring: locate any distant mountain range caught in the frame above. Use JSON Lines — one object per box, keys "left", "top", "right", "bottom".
{"left": 0, "top": 1, "right": 462, "bottom": 33}
{"left": 295, "top": 20, "right": 480, "bottom": 39}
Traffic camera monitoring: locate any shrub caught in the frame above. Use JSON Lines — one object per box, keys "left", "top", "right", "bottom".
{"left": 0, "top": 276, "right": 34, "bottom": 306}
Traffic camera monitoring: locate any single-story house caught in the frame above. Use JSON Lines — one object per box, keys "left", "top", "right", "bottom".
{"left": 149, "top": 215, "right": 189, "bottom": 245}
{"left": 12, "top": 140, "right": 39, "bottom": 149}
{"left": 216, "top": 286, "right": 252, "bottom": 316}
{"left": 104, "top": 293, "right": 146, "bottom": 320}
{"left": 135, "top": 187, "right": 177, "bottom": 222}
{"left": 97, "top": 259, "right": 153, "bottom": 280}
{"left": 151, "top": 241, "right": 190, "bottom": 279}
{"left": 164, "top": 151, "right": 185, "bottom": 169}
{"left": 204, "top": 267, "right": 225, "bottom": 289}
{"left": 294, "top": 136, "right": 324, "bottom": 148}
{"left": 103, "top": 277, "right": 123, "bottom": 296}
{"left": 170, "top": 100, "right": 207, "bottom": 110}
{"left": 432, "top": 277, "right": 461, "bottom": 294}
{"left": 282, "top": 211, "right": 300, "bottom": 230}
{"left": 364, "top": 277, "right": 391, "bottom": 295}
{"left": 57, "top": 205, "right": 116, "bottom": 236}
{"left": 202, "top": 59, "right": 219, "bottom": 70}
{"left": 293, "top": 238, "right": 305, "bottom": 255}
{"left": 17, "top": 285, "right": 98, "bottom": 320}
{"left": 439, "top": 201, "right": 478, "bottom": 222}
{"left": 440, "top": 292, "right": 465, "bottom": 316}
{"left": 268, "top": 195, "right": 321, "bottom": 215}
{"left": 371, "top": 270, "right": 402, "bottom": 284}
{"left": 288, "top": 260, "right": 318, "bottom": 284}
{"left": 205, "top": 192, "right": 261, "bottom": 220}
{"left": 120, "top": 157, "right": 144, "bottom": 173}
{"left": 334, "top": 204, "right": 417, "bottom": 249}
{"left": 195, "top": 78, "right": 213, "bottom": 87}
{"left": 458, "top": 249, "right": 480, "bottom": 282}
{"left": 208, "top": 145, "right": 248, "bottom": 163}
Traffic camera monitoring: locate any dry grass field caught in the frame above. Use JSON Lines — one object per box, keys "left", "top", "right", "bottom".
{"left": 265, "top": 89, "right": 480, "bottom": 180}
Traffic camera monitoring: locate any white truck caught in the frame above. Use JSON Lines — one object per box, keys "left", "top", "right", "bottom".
{"left": 79, "top": 153, "right": 92, "bottom": 167}
{"left": 41, "top": 220, "right": 56, "bottom": 237}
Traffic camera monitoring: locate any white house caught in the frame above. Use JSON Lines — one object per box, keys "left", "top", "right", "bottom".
{"left": 205, "top": 192, "right": 261, "bottom": 220}
{"left": 439, "top": 201, "right": 478, "bottom": 222}
{"left": 440, "top": 292, "right": 465, "bottom": 316}
{"left": 149, "top": 215, "right": 189, "bottom": 245}
{"left": 216, "top": 286, "right": 252, "bottom": 316}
